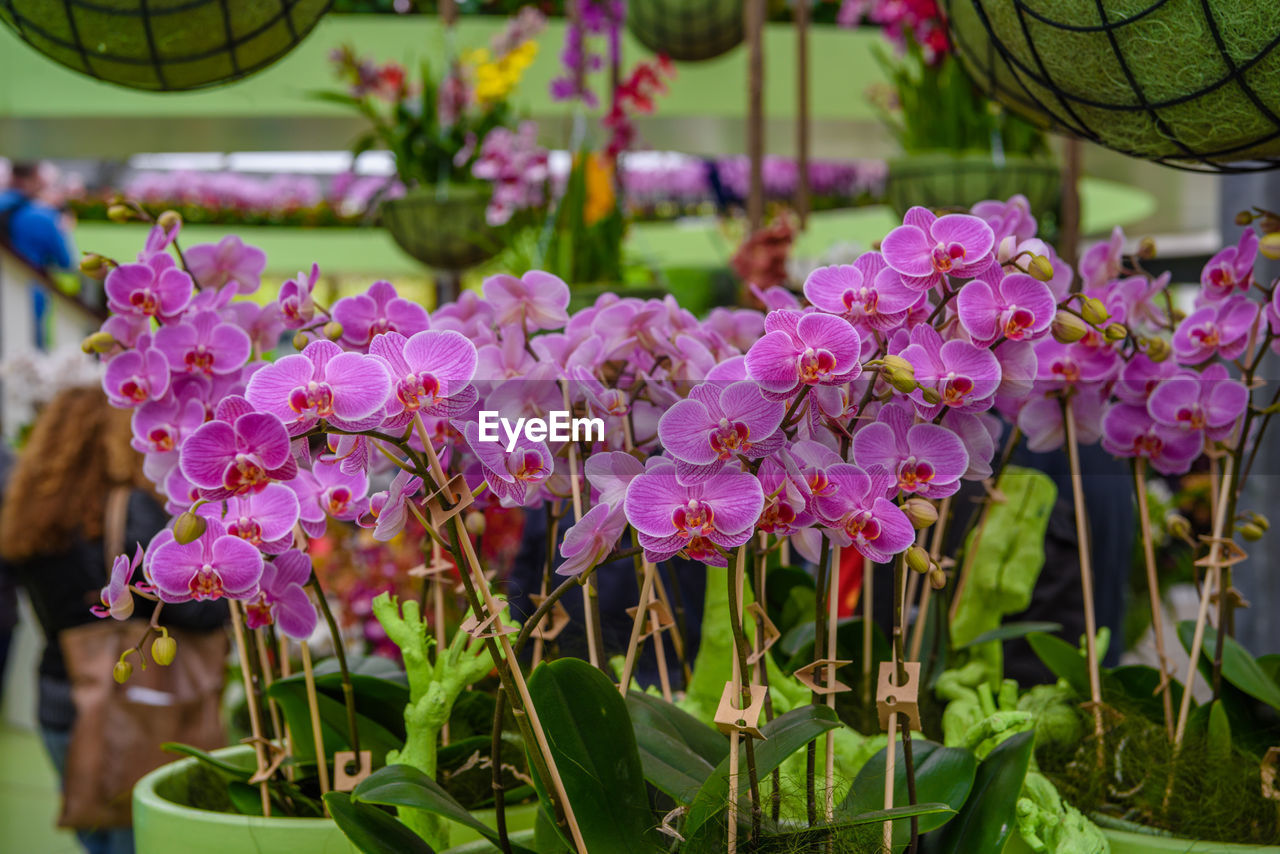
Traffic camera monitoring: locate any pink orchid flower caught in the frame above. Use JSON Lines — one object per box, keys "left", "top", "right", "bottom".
{"left": 898, "top": 324, "right": 1001, "bottom": 416}
{"left": 1148, "top": 364, "right": 1247, "bottom": 441}
{"left": 104, "top": 260, "right": 193, "bottom": 321}
{"left": 185, "top": 235, "right": 267, "bottom": 294}
{"left": 803, "top": 254, "right": 919, "bottom": 331}
{"left": 1200, "top": 228, "right": 1257, "bottom": 301}
{"left": 278, "top": 264, "right": 320, "bottom": 330}
{"left": 482, "top": 270, "right": 571, "bottom": 332}
{"left": 1102, "top": 403, "right": 1203, "bottom": 476}
{"left": 370, "top": 330, "right": 479, "bottom": 429}
{"left": 746, "top": 310, "right": 862, "bottom": 398}
{"left": 92, "top": 545, "right": 145, "bottom": 620}
{"left": 880, "top": 208, "right": 995, "bottom": 291}
{"left": 658, "top": 381, "right": 785, "bottom": 483}
{"left": 956, "top": 271, "right": 1055, "bottom": 346}
{"left": 623, "top": 459, "right": 763, "bottom": 567}
{"left": 852, "top": 403, "right": 969, "bottom": 499}
{"left": 149, "top": 517, "right": 264, "bottom": 604}
{"left": 197, "top": 483, "right": 300, "bottom": 554}
{"left": 1079, "top": 226, "right": 1125, "bottom": 290}
{"left": 1017, "top": 388, "right": 1105, "bottom": 452}
{"left": 153, "top": 310, "right": 252, "bottom": 377}
{"left": 558, "top": 502, "right": 628, "bottom": 577}
{"left": 463, "top": 425, "right": 554, "bottom": 507}
{"left": 242, "top": 550, "right": 317, "bottom": 639}
{"left": 811, "top": 464, "right": 915, "bottom": 564}
{"left": 332, "top": 280, "right": 430, "bottom": 351}
{"left": 245, "top": 339, "right": 391, "bottom": 435}
{"left": 179, "top": 400, "right": 295, "bottom": 499}
{"left": 103, "top": 345, "right": 171, "bottom": 408}
{"left": 1171, "top": 296, "right": 1258, "bottom": 365}
{"left": 363, "top": 469, "right": 424, "bottom": 542}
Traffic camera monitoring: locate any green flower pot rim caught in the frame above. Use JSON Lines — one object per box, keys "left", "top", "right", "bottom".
{"left": 1093, "top": 813, "right": 1280, "bottom": 851}
{"left": 887, "top": 151, "right": 1061, "bottom": 176}
{"left": 134, "top": 746, "right": 336, "bottom": 830}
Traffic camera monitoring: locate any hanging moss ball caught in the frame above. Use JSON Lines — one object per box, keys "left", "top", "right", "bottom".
{"left": 942, "top": 0, "right": 1280, "bottom": 170}
{"left": 381, "top": 184, "right": 505, "bottom": 273}
{"left": 0, "top": 0, "right": 330, "bottom": 91}
{"left": 628, "top": 0, "right": 743, "bottom": 63}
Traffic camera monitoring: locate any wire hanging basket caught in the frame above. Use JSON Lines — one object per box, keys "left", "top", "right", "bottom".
{"left": 628, "top": 0, "right": 744, "bottom": 63}
{"left": 941, "top": 0, "right": 1280, "bottom": 172}
{"left": 381, "top": 184, "right": 505, "bottom": 273}
{"left": 0, "top": 0, "right": 330, "bottom": 92}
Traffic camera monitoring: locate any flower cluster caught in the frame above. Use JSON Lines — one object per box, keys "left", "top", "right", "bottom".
{"left": 471, "top": 121, "right": 549, "bottom": 225}
{"left": 840, "top": 0, "right": 950, "bottom": 64}
{"left": 88, "top": 196, "right": 1264, "bottom": 627}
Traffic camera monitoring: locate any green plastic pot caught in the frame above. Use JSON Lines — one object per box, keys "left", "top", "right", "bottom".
{"left": 381, "top": 184, "right": 506, "bottom": 273}
{"left": 627, "top": 0, "right": 744, "bottom": 63}
{"left": 884, "top": 152, "right": 1061, "bottom": 221}
{"left": 0, "top": 0, "right": 330, "bottom": 91}
{"left": 134, "top": 746, "right": 540, "bottom": 854}
{"left": 941, "top": 0, "right": 1280, "bottom": 167}
{"left": 1001, "top": 816, "right": 1280, "bottom": 853}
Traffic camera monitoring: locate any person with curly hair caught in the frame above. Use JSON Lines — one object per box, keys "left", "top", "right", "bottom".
{"left": 0, "top": 386, "right": 225, "bottom": 854}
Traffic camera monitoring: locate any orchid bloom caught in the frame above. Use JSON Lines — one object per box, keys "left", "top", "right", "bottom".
{"left": 623, "top": 460, "right": 764, "bottom": 567}
{"left": 852, "top": 403, "right": 969, "bottom": 499}
{"left": 103, "top": 345, "right": 171, "bottom": 408}
{"left": 899, "top": 324, "right": 1001, "bottom": 416}
{"left": 802, "top": 253, "right": 918, "bottom": 331}
{"left": 1171, "top": 296, "right": 1259, "bottom": 364}
{"left": 242, "top": 550, "right": 318, "bottom": 639}
{"left": 332, "top": 280, "right": 431, "bottom": 350}
{"left": 880, "top": 208, "right": 995, "bottom": 291}
{"left": 558, "top": 502, "right": 628, "bottom": 577}
{"left": 371, "top": 329, "right": 480, "bottom": 429}
{"left": 1102, "top": 403, "right": 1203, "bottom": 476}
{"left": 104, "top": 260, "right": 193, "bottom": 321}
{"left": 745, "top": 310, "right": 862, "bottom": 398}
{"left": 153, "top": 310, "right": 252, "bottom": 377}
{"left": 1148, "top": 364, "right": 1248, "bottom": 441}
{"left": 197, "top": 483, "right": 300, "bottom": 554}
{"left": 812, "top": 464, "right": 915, "bottom": 564}
{"left": 185, "top": 235, "right": 267, "bottom": 294}
{"left": 149, "top": 517, "right": 264, "bottom": 604}
{"left": 92, "top": 545, "right": 144, "bottom": 620}
{"left": 1200, "top": 228, "right": 1257, "bottom": 301}
{"left": 278, "top": 264, "right": 320, "bottom": 330}
{"left": 179, "top": 401, "right": 295, "bottom": 499}
{"left": 482, "top": 270, "right": 572, "bottom": 332}
{"left": 245, "top": 339, "right": 391, "bottom": 435}
{"left": 955, "top": 271, "right": 1055, "bottom": 346}
{"left": 658, "top": 381, "right": 785, "bottom": 482}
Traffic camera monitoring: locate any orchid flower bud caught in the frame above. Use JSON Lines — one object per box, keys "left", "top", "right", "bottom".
{"left": 1104, "top": 323, "right": 1128, "bottom": 342}
{"left": 292, "top": 331, "right": 310, "bottom": 351}
{"left": 920, "top": 387, "right": 942, "bottom": 405}
{"left": 1136, "top": 237, "right": 1157, "bottom": 260}
{"left": 1166, "top": 513, "right": 1192, "bottom": 541}
{"left": 902, "top": 497, "right": 938, "bottom": 529}
{"left": 79, "top": 252, "right": 114, "bottom": 279}
{"left": 323, "top": 321, "right": 344, "bottom": 342}
{"left": 1260, "top": 213, "right": 1280, "bottom": 234}
{"left": 1079, "top": 297, "right": 1110, "bottom": 326}
{"left": 1238, "top": 522, "right": 1265, "bottom": 542}
{"left": 880, "top": 354, "right": 917, "bottom": 394}
{"left": 173, "top": 511, "right": 207, "bottom": 545}
{"left": 465, "top": 510, "right": 486, "bottom": 536}
{"left": 1249, "top": 511, "right": 1270, "bottom": 532}
{"left": 1144, "top": 336, "right": 1170, "bottom": 362}
{"left": 1260, "top": 232, "right": 1280, "bottom": 260}
{"left": 107, "top": 204, "right": 133, "bottom": 223}
{"left": 81, "top": 330, "right": 117, "bottom": 354}
{"left": 151, "top": 628, "right": 177, "bottom": 666}
{"left": 1027, "top": 254, "right": 1055, "bottom": 282}
{"left": 113, "top": 654, "right": 134, "bottom": 684}
{"left": 928, "top": 567, "right": 947, "bottom": 590}
{"left": 1051, "top": 310, "right": 1089, "bottom": 344}
{"left": 996, "top": 235, "right": 1018, "bottom": 265}
{"left": 906, "top": 545, "right": 931, "bottom": 574}
{"left": 1235, "top": 210, "right": 1255, "bottom": 227}
{"left": 156, "top": 210, "right": 183, "bottom": 231}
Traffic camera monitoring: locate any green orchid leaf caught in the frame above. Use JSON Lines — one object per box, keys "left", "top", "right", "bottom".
{"left": 161, "top": 742, "right": 255, "bottom": 780}
{"left": 325, "top": 791, "right": 436, "bottom": 854}
{"left": 932, "top": 730, "right": 1033, "bottom": 854}
{"left": 1026, "top": 632, "right": 1089, "bottom": 697}
{"left": 527, "top": 658, "right": 663, "bottom": 853}
{"left": 956, "top": 622, "right": 1063, "bottom": 651}
{"left": 1177, "top": 622, "right": 1280, "bottom": 712}
{"left": 626, "top": 690, "right": 728, "bottom": 766}
{"left": 632, "top": 722, "right": 713, "bottom": 805}
{"left": 683, "top": 705, "right": 842, "bottom": 840}
{"left": 352, "top": 764, "right": 538, "bottom": 854}
{"left": 839, "top": 738, "right": 977, "bottom": 847}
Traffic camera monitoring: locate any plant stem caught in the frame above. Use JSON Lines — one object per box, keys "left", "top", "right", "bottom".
{"left": 1133, "top": 459, "right": 1176, "bottom": 741}
{"left": 728, "top": 546, "right": 763, "bottom": 841}
{"left": 806, "top": 534, "right": 831, "bottom": 826}
{"left": 893, "top": 554, "right": 920, "bottom": 851}
{"left": 754, "top": 536, "right": 781, "bottom": 824}
{"left": 490, "top": 691, "right": 513, "bottom": 854}
{"left": 308, "top": 574, "right": 361, "bottom": 760}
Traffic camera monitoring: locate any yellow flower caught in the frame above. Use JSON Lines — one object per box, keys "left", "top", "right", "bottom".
{"left": 583, "top": 153, "right": 616, "bottom": 227}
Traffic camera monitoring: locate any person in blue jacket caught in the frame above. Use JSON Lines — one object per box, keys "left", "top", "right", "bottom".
{"left": 0, "top": 161, "right": 73, "bottom": 270}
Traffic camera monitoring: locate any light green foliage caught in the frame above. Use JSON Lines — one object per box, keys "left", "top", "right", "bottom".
{"left": 372, "top": 592, "right": 501, "bottom": 849}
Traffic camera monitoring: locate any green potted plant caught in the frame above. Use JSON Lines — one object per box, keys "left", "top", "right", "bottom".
{"left": 850, "top": 1, "right": 1059, "bottom": 224}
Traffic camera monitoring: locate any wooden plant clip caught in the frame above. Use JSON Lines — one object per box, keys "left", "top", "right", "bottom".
{"left": 424, "top": 474, "right": 473, "bottom": 531}
{"left": 332, "top": 750, "right": 373, "bottom": 792}
{"left": 626, "top": 597, "right": 675, "bottom": 642}
{"left": 876, "top": 661, "right": 922, "bottom": 733}
{"left": 743, "top": 601, "right": 780, "bottom": 665}
{"left": 1193, "top": 536, "right": 1248, "bottom": 569}
{"left": 461, "top": 601, "right": 518, "bottom": 641}
{"left": 793, "top": 658, "right": 851, "bottom": 696}
{"left": 528, "top": 593, "right": 571, "bottom": 642}
{"left": 714, "top": 681, "right": 769, "bottom": 740}
{"left": 1263, "top": 747, "right": 1280, "bottom": 801}
{"left": 408, "top": 552, "right": 454, "bottom": 582}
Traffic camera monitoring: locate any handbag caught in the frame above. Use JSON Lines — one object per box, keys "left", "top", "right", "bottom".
{"left": 56, "top": 487, "right": 228, "bottom": 830}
